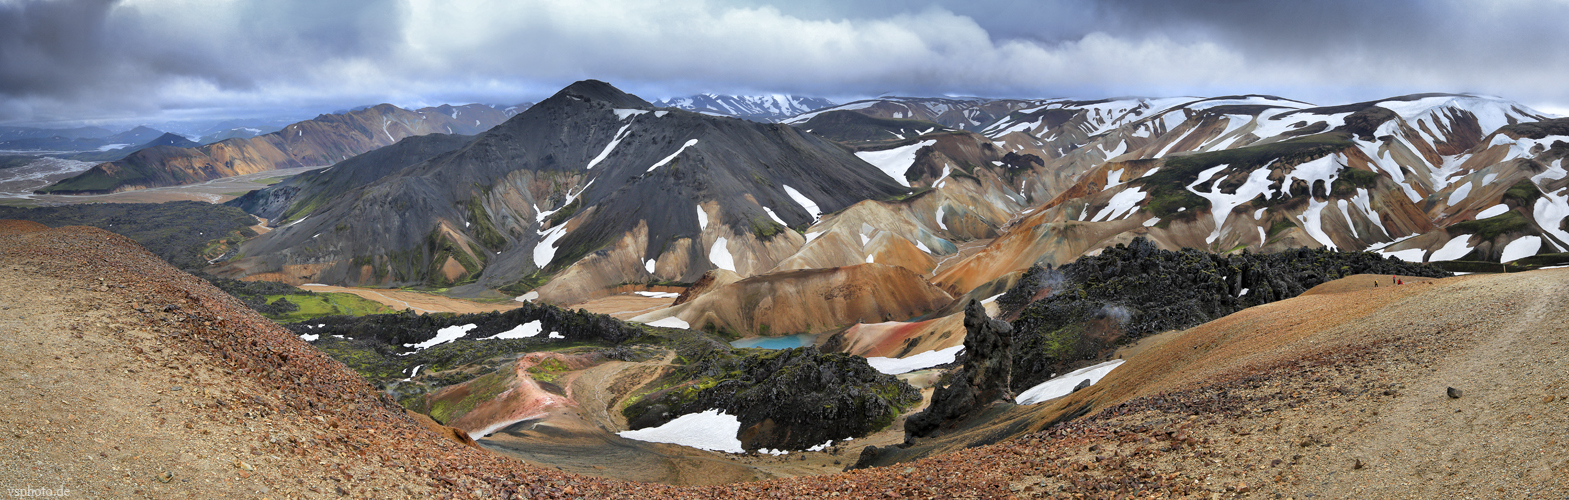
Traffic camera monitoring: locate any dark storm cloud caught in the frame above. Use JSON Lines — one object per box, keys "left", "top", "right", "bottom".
{"left": 4, "top": 0, "right": 1569, "bottom": 125}
{"left": 0, "top": 0, "right": 118, "bottom": 96}
{"left": 0, "top": 0, "right": 406, "bottom": 123}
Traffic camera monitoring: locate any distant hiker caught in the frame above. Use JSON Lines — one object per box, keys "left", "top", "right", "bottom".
{"left": 1374, "top": 280, "right": 1378, "bottom": 287}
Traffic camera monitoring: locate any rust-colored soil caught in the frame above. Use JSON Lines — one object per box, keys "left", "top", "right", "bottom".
{"left": 1300, "top": 273, "right": 1441, "bottom": 296}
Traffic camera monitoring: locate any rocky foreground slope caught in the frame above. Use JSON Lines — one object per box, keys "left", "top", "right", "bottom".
{"left": 5, "top": 221, "right": 1566, "bottom": 498}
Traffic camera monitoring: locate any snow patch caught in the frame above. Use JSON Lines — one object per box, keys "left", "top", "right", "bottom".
{"left": 617, "top": 409, "right": 744, "bottom": 453}
{"left": 1428, "top": 234, "right": 1476, "bottom": 262}
{"left": 762, "top": 206, "right": 787, "bottom": 227}
{"left": 1447, "top": 181, "right": 1474, "bottom": 206}
{"left": 1476, "top": 204, "right": 1510, "bottom": 219}
{"left": 1532, "top": 159, "right": 1567, "bottom": 186}
{"left": 613, "top": 109, "right": 647, "bottom": 120}
{"left": 587, "top": 121, "right": 635, "bottom": 170}
{"left": 782, "top": 185, "right": 821, "bottom": 220}
{"left": 1105, "top": 168, "right": 1125, "bottom": 188}
{"left": 486, "top": 320, "right": 544, "bottom": 340}
{"left": 514, "top": 291, "right": 539, "bottom": 302}
{"left": 696, "top": 206, "right": 709, "bottom": 230}
{"left": 299, "top": 334, "right": 319, "bottom": 342}
{"left": 1500, "top": 236, "right": 1542, "bottom": 263}
{"left": 854, "top": 140, "right": 935, "bottom": 187}
{"left": 1534, "top": 188, "right": 1569, "bottom": 251}
{"left": 1296, "top": 198, "right": 1336, "bottom": 249}
{"left": 405, "top": 324, "right": 477, "bottom": 350}
{"left": 645, "top": 259, "right": 657, "bottom": 273}
{"left": 533, "top": 225, "right": 569, "bottom": 268}
{"left": 1380, "top": 248, "right": 1427, "bottom": 262}
{"left": 1016, "top": 360, "right": 1125, "bottom": 405}
{"left": 647, "top": 317, "right": 690, "bottom": 329}
{"left": 709, "top": 237, "right": 736, "bottom": 271}
{"left": 934, "top": 206, "right": 948, "bottom": 230}
{"left": 648, "top": 139, "right": 699, "bottom": 172}
{"left": 866, "top": 345, "right": 964, "bottom": 375}
{"left": 1090, "top": 187, "right": 1148, "bottom": 222}
{"left": 635, "top": 291, "right": 681, "bottom": 299}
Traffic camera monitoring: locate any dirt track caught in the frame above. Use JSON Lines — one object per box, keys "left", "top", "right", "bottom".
{"left": 298, "top": 284, "right": 521, "bottom": 314}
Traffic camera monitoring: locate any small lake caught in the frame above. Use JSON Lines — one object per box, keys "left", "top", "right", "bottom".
{"left": 729, "top": 333, "right": 817, "bottom": 350}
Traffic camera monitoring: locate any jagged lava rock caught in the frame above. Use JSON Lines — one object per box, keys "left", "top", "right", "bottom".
{"left": 904, "top": 300, "right": 1014, "bottom": 439}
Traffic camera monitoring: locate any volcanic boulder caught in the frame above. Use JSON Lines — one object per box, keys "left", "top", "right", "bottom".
{"left": 904, "top": 299, "right": 1014, "bottom": 439}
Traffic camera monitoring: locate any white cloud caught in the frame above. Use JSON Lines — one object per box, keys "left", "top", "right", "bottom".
{"left": 6, "top": 0, "right": 1569, "bottom": 125}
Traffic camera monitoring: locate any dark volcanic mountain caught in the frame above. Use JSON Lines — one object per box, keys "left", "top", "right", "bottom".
{"left": 217, "top": 80, "right": 909, "bottom": 304}
{"left": 226, "top": 132, "right": 477, "bottom": 222}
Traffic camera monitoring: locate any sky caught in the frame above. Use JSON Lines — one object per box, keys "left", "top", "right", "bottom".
{"left": 5, "top": 0, "right": 1569, "bottom": 128}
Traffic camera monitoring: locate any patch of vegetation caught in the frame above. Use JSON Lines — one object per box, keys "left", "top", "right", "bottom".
{"left": 286, "top": 301, "right": 647, "bottom": 385}
{"left": 527, "top": 357, "right": 572, "bottom": 384}
{"left": 542, "top": 196, "right": 581, "bottom": 228}
{"left": 1446, "top": 211, "right": 1532, "bottom": 242}
{"left": 1502, "top": 179, "right": 1542, "bottom": 206}
{"left": 261, "top": 292, "right": 395, "bottom": 323}
{"left": 498, "top": 271, "right": 551, "bottom": 295}
{"left": 1330, "top": 167, "right": 1382, "bottom": 196}
{"left": 749, "top": 215, "right": 786, "bottom": 240}
{"left": 422, "top": 228, "right": 483, "bottom": 287}
{"left": 424, "top": 366, "right": 516, "bottom": 424}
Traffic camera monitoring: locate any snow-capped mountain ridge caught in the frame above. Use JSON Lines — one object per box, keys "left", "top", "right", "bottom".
{"left": 653, "top": 94, "right": 835, "bottom": 122}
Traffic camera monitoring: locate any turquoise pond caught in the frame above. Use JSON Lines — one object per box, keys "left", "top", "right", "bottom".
{"left": 729, "top": 334, "right": 817, "bottom": 349}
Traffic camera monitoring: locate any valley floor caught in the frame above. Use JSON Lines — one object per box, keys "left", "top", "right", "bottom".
{"left": 3, "top": 219, "right": 1566, "bottom": 498}
{"left": 0, "top": 165, "right": 317, "bottom": 207}
{"left": 297, "top": 283, "right": 521, "bottom": 315}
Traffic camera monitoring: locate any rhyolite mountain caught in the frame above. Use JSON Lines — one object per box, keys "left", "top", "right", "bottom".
{"left": 225, "top": 132, "right": 478, "bottom": 223}
{"left": 37, "top": 103, "right": 515, "bottom": 195}
{"left": 216, "top": 80, "right": 910, "bottom": 303}
{"left": 653, "top": 93, "right": 834, "bottom": 122}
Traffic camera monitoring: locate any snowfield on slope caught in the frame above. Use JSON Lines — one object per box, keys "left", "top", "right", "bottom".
{"left": 1016, "top": 359, "right": 1125, "bottom": 405}
{"left": 617, "top": 409, "right": 745, "bottom": 453}
{"left": 866, "top": 345, "right": 964, "bottom": 375}
{"left": 855, "top": 140, "right": 935, "bottom": 187}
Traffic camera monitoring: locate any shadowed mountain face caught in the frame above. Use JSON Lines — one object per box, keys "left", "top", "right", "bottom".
{"left": 37, "top": 103, "right": 512, "bottom": 195}
{"left": 218, "top": 80, "right": 909, "bottom": 303}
